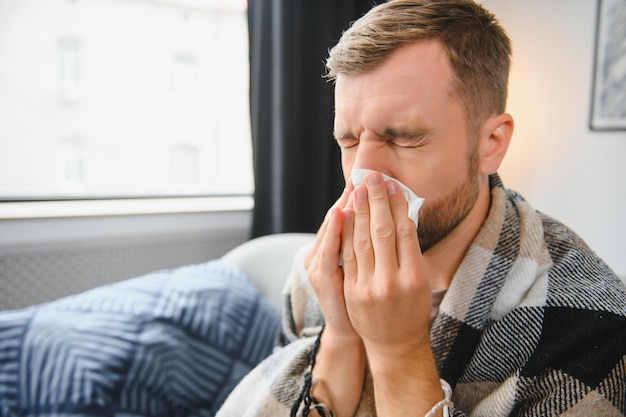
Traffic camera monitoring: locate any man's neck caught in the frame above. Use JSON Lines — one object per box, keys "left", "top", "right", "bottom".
{"left": 422, "top": 178, "right": 492, "bottom": 291}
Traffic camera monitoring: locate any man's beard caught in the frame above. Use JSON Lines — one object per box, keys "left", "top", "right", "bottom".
{"left": 417, "top": 151, "right": 480, "bottom": 253}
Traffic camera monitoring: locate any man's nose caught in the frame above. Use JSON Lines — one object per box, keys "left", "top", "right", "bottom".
{"left": 352, "top": 140, "right": 387, "bottom": 172}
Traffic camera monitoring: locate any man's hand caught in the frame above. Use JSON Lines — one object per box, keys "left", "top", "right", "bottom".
{"left": 305, "top": 180, "right": 358, "bottom": 343}
{"left": 304, "top": 180, "right": 366, "bottom": 417}
{"left": 341, "top": 171, "right": 444, "bottom": 416}
{"left": 342, "top": 171, "right": 432, "bottom": 354}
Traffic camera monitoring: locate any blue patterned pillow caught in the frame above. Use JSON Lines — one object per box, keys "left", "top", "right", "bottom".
{"left": 0, "top": 260, "right": 280, "bottom": 417}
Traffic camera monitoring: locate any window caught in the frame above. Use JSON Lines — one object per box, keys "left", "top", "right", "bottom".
{"left": 58, "top": 37, "right": 82, "bottom": 103}
{"left": 58, "top": 137, "right": 86, "bottom": 193}
{"left": 0, "top": 0, "right": 252, "bottom": 202}
{"left": 171, "top": 55, "right": 197, "bottom": 98}
{"left": 171, "top": 144, "right": 198, "bottom": 186}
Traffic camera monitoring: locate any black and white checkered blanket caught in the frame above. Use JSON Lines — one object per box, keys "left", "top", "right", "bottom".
{"left": 218, "top": 175, "right": 626, "bottom": 416}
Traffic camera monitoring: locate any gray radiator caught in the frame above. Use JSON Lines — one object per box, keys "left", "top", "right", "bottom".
{"left": 0, "top": 211, "right": 251, "bottom": 311}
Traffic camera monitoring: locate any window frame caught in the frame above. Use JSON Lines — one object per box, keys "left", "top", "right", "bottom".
{"left": 0, "top": 194, "right": 254, "bottom": 220}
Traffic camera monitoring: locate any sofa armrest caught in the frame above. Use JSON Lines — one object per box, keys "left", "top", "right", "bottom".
{"left": 223, "top": 233, "right": 316, "bottom": 311}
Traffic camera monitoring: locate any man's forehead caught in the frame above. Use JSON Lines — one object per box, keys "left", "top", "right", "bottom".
{"left": 334, "top": 40, "right": 451, "bottom": 82}
{"left": 334, "top": 42, "right": 453, "bottom": 102}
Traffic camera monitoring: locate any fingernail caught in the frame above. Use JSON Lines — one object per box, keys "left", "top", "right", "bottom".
{"left": 345, "top": 193, "right": 353, "bottom": 208}
{"left": 343, "top": 208, "right": 353, "bottom": 222}
{"left": 356, "top": 187, "right": 367, "bottom": 202}
{"left": 386, "top": 180, "right": 397, "bottom": 195}
{"left": 366, "top": 173, "right": 381, "bottom": 186}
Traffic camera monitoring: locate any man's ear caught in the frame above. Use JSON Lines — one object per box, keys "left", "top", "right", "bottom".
{"left": 478, "top": 113, "right": 514, "bottom": 175}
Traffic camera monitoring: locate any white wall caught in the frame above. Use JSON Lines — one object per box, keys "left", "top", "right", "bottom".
{"left": 480, "top": 0, "right": 626, "bottom": 276}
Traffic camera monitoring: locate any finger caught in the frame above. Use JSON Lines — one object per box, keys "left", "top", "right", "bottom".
{"left": 340, "top": 177, "right": 355, "bottom": 205}
{"left": 308, "top": 207, "right": 355, "bottom": 336}
{"left": 308, "top": 207, "right": 344, "bottom": 294}
{"left": 352, "top": 184, "right": 374, "bottom": 276}
{"left": 386, "top": 180, "right": 421, "bottom": 269}
{"left": 305, "top": 181, "right": 354, "bottom": 267}
{"left": 318, "top": 207, "right": 345, "bottom": 273}
{"left": 363, "top": 173, "right": 397, "bottom": 271}
{"left": 319, "top": 179, "right": 354, "bottom": 238}
{"left": 341, "top": 208, "right": 357, "bottom": 283}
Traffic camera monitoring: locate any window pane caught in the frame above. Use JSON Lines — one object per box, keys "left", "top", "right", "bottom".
{"left": 58, "top": 37, "right": 82, "bottom": 103}
{"left": 0, "top": 0, "right": 252, "bottom": 198}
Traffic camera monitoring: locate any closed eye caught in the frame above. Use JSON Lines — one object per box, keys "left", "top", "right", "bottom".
{"left": 387, "top": 139, "right": 422, "bottom": 149}
{"left": 384, "top": 127, "right": 432, "bottom": 149}
{"left": 335, "top": 137, "right": 359, "bottom": 149}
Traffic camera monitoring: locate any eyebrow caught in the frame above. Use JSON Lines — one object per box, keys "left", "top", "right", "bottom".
{"left": 333, "top": 130, "right": 355, "bottom": 141}
{"left": 382, "top": 126, "right": 429, "bottom": 139}
{"left": 333, "top": 126, "right": 431, "bottom": 142}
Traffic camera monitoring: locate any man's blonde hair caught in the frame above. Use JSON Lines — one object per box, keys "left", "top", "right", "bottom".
{"left": 326, "top": 0, "right": 512, "bottom": 132}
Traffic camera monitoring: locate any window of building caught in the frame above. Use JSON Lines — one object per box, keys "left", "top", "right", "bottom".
{"left": 171, "top": 55, "right": 197, "bottom": 97}
{"left": 171, "top": 144, "right": 198, "bottom": 186}
{"left": 58, "top": 137, "right": 86, "bottom": 194}
{"left": 0, "top": 0, "right": 252, "bottom": 203}
{"left": 59, "top": 37, "right": 82, "bottom": 103}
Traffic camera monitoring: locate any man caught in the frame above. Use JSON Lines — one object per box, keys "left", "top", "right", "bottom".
{"left": 218, "top": 1, "right": 626, "bottom": 416}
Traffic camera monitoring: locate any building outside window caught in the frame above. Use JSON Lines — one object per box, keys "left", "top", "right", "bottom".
{"left": 0, "top": 0, "right": 252, "bottom": 200}
{"left": 171, "top": 55, "right": 197, "bottom": 98}
{"left": 58, "top": 37, "right": 82, "bottom": 103}
{"left": 57, "top": 137, "right": 86, "bottom": 194}
{"left": 171, "top": 144, "right": 198, "bottom": 186}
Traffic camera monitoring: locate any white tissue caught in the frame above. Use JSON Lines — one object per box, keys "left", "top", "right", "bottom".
{"left": 351, "top": 168, "right": 425, "bottom": 227}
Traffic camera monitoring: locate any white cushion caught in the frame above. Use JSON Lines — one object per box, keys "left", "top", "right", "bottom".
{"left": 223, "top": 233, "right": 316, "bottom": 311}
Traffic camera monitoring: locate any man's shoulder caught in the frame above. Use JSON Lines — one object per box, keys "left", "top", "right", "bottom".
{"left": 538, "top": 211, "right": 593, "bottom": 256}
{"left": 535, "top": 210, "right": 626, "bottom": 315}
{"left": 538, "top": 210, "right": 613, "bottom": 275}
{"left": 499, "top": 180, "right": 616, "bottom": 282}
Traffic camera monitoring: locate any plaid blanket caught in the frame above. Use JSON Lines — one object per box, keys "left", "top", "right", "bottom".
{"left": 218, "top": 175, "right": 626, "bottom": 416}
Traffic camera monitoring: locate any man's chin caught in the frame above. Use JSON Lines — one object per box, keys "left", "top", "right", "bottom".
{"left": 417, "top": 220, "right": 461, "bottom": 254}
{"left": 417, "top": 229, "right": 443, "bottom": 254}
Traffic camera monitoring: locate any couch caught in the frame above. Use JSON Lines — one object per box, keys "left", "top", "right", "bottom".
{"left": 0, "top": 233, "right": 315, "bottom": 417}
